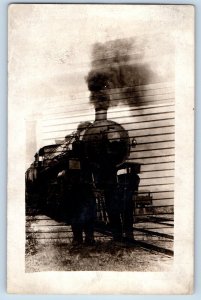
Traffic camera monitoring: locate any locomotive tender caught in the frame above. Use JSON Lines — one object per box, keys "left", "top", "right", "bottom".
{"left": 26, "top": 106, "right": 141, "bottom": 241}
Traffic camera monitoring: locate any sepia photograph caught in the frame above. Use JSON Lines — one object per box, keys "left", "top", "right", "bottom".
{"left": 7, "top": 4, "right": 194, "bottom": 294}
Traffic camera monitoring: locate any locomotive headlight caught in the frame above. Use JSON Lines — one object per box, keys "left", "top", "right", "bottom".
{"left": 131, "top": 138, "right": 137, "bottom": 148}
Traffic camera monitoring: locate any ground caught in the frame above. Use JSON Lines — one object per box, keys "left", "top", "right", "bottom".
{"left": 26, "top": 234, "right": 173, "bottom": 272}
{"left": 25, "top": 214, "right": 173, "bottom": 272}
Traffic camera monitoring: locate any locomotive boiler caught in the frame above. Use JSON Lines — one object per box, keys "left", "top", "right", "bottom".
{"left": 26, "top": 105, "right": 141, "bottom": 242}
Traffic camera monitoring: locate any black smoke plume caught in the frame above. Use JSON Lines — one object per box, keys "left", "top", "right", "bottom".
{"left": 86, "top": 39, "right": 156, "bottom": 109}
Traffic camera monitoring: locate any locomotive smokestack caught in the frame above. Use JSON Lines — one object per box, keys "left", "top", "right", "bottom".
{"left": 95, "top": 108, "right": 107, "bottom": 121}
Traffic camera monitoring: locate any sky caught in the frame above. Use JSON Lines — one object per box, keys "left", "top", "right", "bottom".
{"left": 8, "top": 4, "right": 182, "bottom": 113}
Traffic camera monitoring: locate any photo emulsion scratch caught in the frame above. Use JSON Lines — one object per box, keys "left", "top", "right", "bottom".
{"left": 8, "top": 4, "right": 194, "bottom": 294}
{"left": 25, "top": 36, "right": 175, "bottom": 272}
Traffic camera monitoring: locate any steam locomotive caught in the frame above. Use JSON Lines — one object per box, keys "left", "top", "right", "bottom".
{"left": 25, "top": 107, "right": 141, "bottom": 241}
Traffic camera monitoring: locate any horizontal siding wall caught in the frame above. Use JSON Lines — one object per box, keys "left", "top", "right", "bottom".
{"left": 39, "top": 81, "right": 174, "bottom": 210}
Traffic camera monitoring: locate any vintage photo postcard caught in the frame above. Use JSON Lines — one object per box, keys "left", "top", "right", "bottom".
{"left": 7, "top": 4, "right": 194, "bottom": 294}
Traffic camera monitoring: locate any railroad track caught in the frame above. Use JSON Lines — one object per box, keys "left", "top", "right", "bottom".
{"left": 26, "top": 214, "right": 174, "bottom": 257}
{"left": 94, "top": 222, "right": 173, "bottom": 257}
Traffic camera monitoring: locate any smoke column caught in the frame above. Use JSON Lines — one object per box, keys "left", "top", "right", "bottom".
{"left": 86, "top": 38, "right": 157, "bottom": 110}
